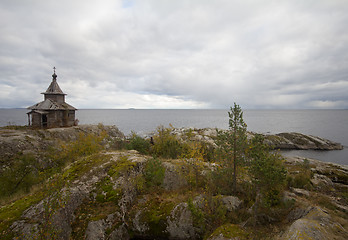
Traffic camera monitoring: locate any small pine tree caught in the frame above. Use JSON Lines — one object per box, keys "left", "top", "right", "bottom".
{"left": 215, "top": 103, "right": 247, "bottom": 193}
{"left": 248, "top": 134, "right": 287, "bottom": 208}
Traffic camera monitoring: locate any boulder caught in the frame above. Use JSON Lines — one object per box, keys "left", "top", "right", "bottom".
{"left": 221, "top": 196, "right": 242, "bottom": 211}
{"left": 278, "top": 206, "right": 348, "bottom": 240}
{"left": 166, "top": 202, "right": 197, "bottom": 239}
{"left": 85, "top": 214, "right": 119, "bottom": 240}
{"left": 311, "top": 173, "right": 334, "bottom": 187}
{"left": 162, "top": 161, "right": 187, "bottom": 191}
{"left": 291, "top": 188, "right": 310, "bottom": 197}
{"left": 108, "top": 225, "right": 129, "bottom": 240}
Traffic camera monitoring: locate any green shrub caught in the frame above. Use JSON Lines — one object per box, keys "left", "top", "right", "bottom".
{"left": 286, "top": 162, "right": 313, "bottom": 190}
{"left": 206, "top": 165, "right": 234, "bottom": 195}
{"left": 287, "top": 173, "right": 312, "bottom": 189}
{"left": 187, "top": 197, "right": 205, "bottom": 228}
{"left": 0, "top": 154, "right": 42, "bottom": 199}
{"left": 138, "top": 198, "right": 174, "bottom": 238}
{"left": 144, "top": 157, "right": 165, "bottom": 189}
{"left": 200, "top": 142, "right": 215, "bottom": 162}
{"left": 187, "top": 195, "right": 228, "bottom": 236}
{"left": 126, "top": 132, "right": 151, "bottom": 154}
{"left": 60, "top": 132, "right": 105, "bottom": 159}
{"left": 248, "top": 134, "right": 287, "bottom": 208}
{"left": 263, "top": 189, "right": 282, "bottom": 207}
{"left": 151, "top": 125, "right": 185, "bottom": 159}
{"left": 184, "top": 160, "right": 207, "bottom": 191}
{"left": 112, "top": 138, "right": 127, "bottom": 150}
{"left": 48, "top": 132, "right": 106, "bottom": 172}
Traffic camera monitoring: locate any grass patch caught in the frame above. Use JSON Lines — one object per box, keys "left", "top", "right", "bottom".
{"left": 0, "top": 192, "right": 45, "bottom": 239}
{"left": 95, "top": 177, "right": 122, "bottom": 203}
{"left": 286, "top": 160, "right": 313, "bottom": 190}
{"left": 62, "top": 153, "right": 110, "bottom": 182}
{"left": 0, "top": 125, "right": 28, "bottom": 130}
{"left": 107, "top": 155, "right": 137, "bottom": 178}
{"left": 312, "top": 194, "right": 338, "bottom": 211}
{"left": 209, "top": 223, "right": 249, "bottom": 239}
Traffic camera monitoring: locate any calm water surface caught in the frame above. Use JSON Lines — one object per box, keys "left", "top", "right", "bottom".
{"left": 1, "top": 109, "right": 347, "bottom": 165}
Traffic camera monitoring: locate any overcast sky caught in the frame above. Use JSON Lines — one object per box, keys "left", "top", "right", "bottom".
{"left": 1, "top": 0, "right": 348, "bottom": 109}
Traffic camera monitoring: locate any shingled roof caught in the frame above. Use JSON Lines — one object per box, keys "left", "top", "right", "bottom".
{"left": 28, "top": 99, "right": 76, "bottom": 110}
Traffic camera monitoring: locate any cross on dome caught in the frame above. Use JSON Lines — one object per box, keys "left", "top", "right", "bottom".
{"left": 52, "top": 66, "right": 57, "bottom": 81}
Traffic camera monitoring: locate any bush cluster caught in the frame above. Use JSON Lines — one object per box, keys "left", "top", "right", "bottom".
{"left": 126, "top": 132, "right": 151, "bottom": 155}
{"left": 0, "top": 154, "right": 41, "bottom": 199}
{"left": 143, "top": 157, "right": 165, "bottom": 189}
{"left": 55, "top": 132, "right": 106, "bottom": 163}
{"left": 125, "top": 125, "right": 214, "bottom": 162}
{"left": 151, "top": 126, "right": 184, "bottom": 158}
{"left": 123, "top": 118, "right": 288, "bottom": 210}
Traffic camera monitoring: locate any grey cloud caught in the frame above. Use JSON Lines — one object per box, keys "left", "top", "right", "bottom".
{"left": 1, "top": 0, "right": 348, "bottom": 109}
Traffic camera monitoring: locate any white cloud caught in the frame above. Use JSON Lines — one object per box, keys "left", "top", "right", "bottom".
{"left": 309, "top": 100, "right": 348, "bottom": 109}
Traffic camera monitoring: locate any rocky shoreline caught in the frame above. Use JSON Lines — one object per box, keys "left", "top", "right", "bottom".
{"left": 0, "top": 125, "right": 347, "bottom": 239}
{"left": 0, "top": 125, "right": 343, "bottom": 160}
{"left": 155, "top": 126, "right": 344, "bottom": 151}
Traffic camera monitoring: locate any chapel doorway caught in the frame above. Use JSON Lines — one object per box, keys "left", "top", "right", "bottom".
{"left": 42, "top": 114, "right": 47, "bottom": 128}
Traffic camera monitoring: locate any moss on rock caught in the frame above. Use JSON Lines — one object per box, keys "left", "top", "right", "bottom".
{"left": 208, "top": 223, "right": 249, "bottom": 240}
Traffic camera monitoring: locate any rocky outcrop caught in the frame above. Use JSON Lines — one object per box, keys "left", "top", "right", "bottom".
{"left": 278, "top": 206, "right": 348, "bottom": 240}
{"left": 153, "top": 127, "right": 343, "bottom": 151}
{"left": 1, "top": 126, "right": 347, "bottom": 240}
{"left": 285, "top": 156, "right": 348, "bottom": 185}
{"left": 264, "top": 132, "right": 343, "bottom": 150}
{"left": 9, "top": 150, "right": 145, "bottom": 239}
{"left": 84, "top": 214, "right": 129, "bottom": 240}
{"left": 1, "top": 126, "right": 342, "bottom": 166}
{"left": 6, "top": 149, "right": 248, "bottom": 240}
{"left": 3, "top": 153, "right": 348, "bottom": 239}
{"left": 280, "top": 156, "right": 348, "bottom": 239}
{"left": 0, "top": 124, "right": 124, "bottom": 162}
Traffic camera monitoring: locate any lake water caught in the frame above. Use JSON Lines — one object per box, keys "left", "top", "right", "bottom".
{"left": 1, "top": 109, "right": 347, "bottom": 165}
